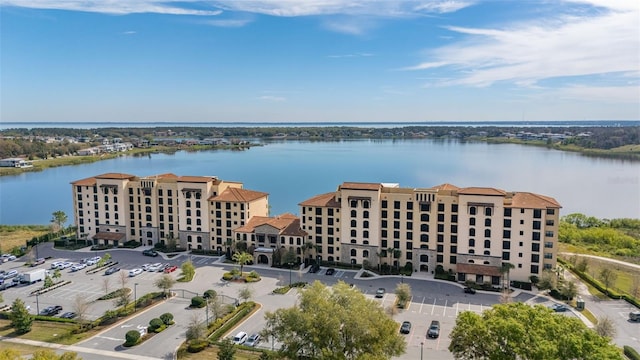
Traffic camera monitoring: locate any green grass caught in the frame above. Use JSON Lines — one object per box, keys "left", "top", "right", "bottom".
{"left": 0, "top": 225, "right": 50, "bottom": 251}
{"left": 0, "top": 319, "right": 89, "bottom": 345}
{"left": 0, "top": 341, "right": 53, "bottom": 356}
{"left": 581, "top": 308, "right": 598, "bottom": 325}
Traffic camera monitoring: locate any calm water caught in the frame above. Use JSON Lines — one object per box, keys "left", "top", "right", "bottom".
{"left": 1, "top": 139, "right": 638, "bottom": 225}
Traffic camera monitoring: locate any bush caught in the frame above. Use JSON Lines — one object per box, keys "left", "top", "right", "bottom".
{"left": 153, "top": 324, "right": 167, "bottom": 333}
{"left": 124, "top": 330, "right": 141, "bottom": 346}
{"left": 191, "top": 296, "right": 206, "bottom": 308}
{"left": 222, "top": 272, "right": 233, "bottom": 281}
{"left": 625, "top": 346, "right": 640, "bottom": 360}
{"left": 149, "top": 318, "right": 163, "bottom": 332}
{"left": 187, "top": 339, "right": 209, "bottom": 353}
{"left": 208, "top": 302, "right": 256, "bottom": 341}
{"left": 121, "top": 240, "right": 141, "bottom": 248}
{"left": 160, "top": 313, "right": 174, "bottom": 325}
{"left": 203, "top": 290, "right": 217, "bottom": 299}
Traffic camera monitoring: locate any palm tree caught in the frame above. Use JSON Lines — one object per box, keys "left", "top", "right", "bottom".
{"left": 501, "top": 262, "right": 515, "bottom": 289}
{"left": 393, "top": 249, "right": 402, "bottom": 271}
{"left": 232, "top": 252, "right": 253, "bottom": 275}
{"left": 302, "top": 241, "right": 315, "bottom": 266}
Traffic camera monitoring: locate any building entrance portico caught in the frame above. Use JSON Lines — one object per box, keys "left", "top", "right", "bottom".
{"left": 254, "top": 247, "right": 274, "bottom": 266}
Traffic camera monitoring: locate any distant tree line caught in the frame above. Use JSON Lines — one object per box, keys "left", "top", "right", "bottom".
{"left": 1, "top": 125, "right": 637, "bottom": 159}
{"left": 559, "top": 213, "right": 640, "bottom": 258}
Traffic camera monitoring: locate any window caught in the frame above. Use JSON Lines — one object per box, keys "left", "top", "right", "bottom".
{"left": 363, "top": 220, "right": 369, "bottom": 228}
{"left": 485, "top": 207, "right": 492, "bottom": 216}
{"left": 437, "top": 224, "right": 444, "bottom": 232}
{"left": 532, "top": 232, "right": 541, "bottom": 241}
{"left": 420, "top": 203, "right": 430, "bottom": 212}
{"left": 451, "top": 225, "right": 457, "bottom": 233}
{"left": 484, "top": 240, "right": 491, "bottom": 248}
{"left": 363, "top": 211, "right": 369, "bottom": 218}
{"left": 484, "top": 229, "right": 491, "bottom": 237}
{"left": 502, "top": 241, "right": 510, "bottom": 249}
{"left": 363, "top": 231, "right": 369, "bottom": 238}
{"left": 544, "top": 253, "right": 553, "bottom": 259}
{"left": 485, "top": 218, "right": 491, "bottom": 226}
{"left": 469, "top": 228, "right": 476, "bottom": 236}
{"left": 394, "top": 211, "right": 401, "bottom": 219}
{"left": 420, "top": 224, "right": 429, "bottom": 232}
{"left": 451, "top": 214, "right": 458, "bottom": 223}
{"left": 382, "top": 220, "right": 387, "bottom": 228}
{"left": 545, "top": 242, "right": 553, "bottom": 248}
{"left": 504, "top": 208, "right": 512, "bottom": 217}
{"left": 502, "top": 252, "right": 510, "bottom": 260}
{"left": 470, "top": 206, "right": 477, "bottom": 215}
{"left": 504, "top": 219, "right": 511, "bottom": 228}
{"left": 350, "top": 200, "right": 357, "bottom": 208}
{"left": 470, "top": 217, "right": 476, "bottom": 226}
{"left": 469, "top": 238, "right": 475, "bottom": 247}
{"left": 351, "top": 220, "right": 356, "bottom": 227}
{"left": 381, "top": 200, "right": 387, "bottom": 208}
{"left": 350, "top": 230, "right": 356, "bottom": 237}
{"left": 437, "top": 213, "right": 445, "bottom": 222}
{"left": 532, "top": 243, "right": 540, "bottom": 252}
{"left": 531, "top": 254, "right": 539, "bottom": 263}
{"left": 437, "top": 203, "right": 444, "bottom": 212}
{"left": 350, "top": 249, "right": 357, "bottom": 256}
{"left": 421, "top": 214, "right": 429, "bottom": 221}
{"left": 451, "top": 204, "right": 458, "bottom": 213}
{"left": 545, "top": 231, "right": 554, "bottom": 237}
{"left": 351, "top": 210, "right": 356, "bottom": 218}
{"left": 546, "top": 209, "right": 555, "bottom": 215}
{"left": 546, "top": 220, "right": 554, "bottom": 226}
{"left": 533, "top": 221, "right": 541, "bottom": 230}
{"left": 421, "top": 234, "right": 428, "bottom": 242}
{"left": 363, "top": 250, "right": 369, "bottom": 258}
{"left": 503, "top": 230, "right": 511, "bottom": 239}
{"left": 437, "top": 245, "right": 444, "bottom": 252}
{"left": 533, "top": 209, "right": 542, "bottom": 218}
{"left": 394, "top": 201, "right": 400, "bottom": 209}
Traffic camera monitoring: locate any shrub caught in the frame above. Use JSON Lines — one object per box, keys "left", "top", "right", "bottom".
{"left": 203, "top": 290, "right": 217, "bottom": 299}
{"left": 187, "top": 339, "right": 209, "bottom": 353}
{"left": 153, "top": 324, "right": 167, "bottom": 333}
{"left": 124, "top": 330, "right": 141, "bottom": 346}
{"left": 99, "top": 310, "right": 119, "bottom": 325}
{"left": 149, "top": 318, "right": 163, "bottom": 332}
{"left": 624, "top": 346, "right": 640, "bottom": 360}
{"left": 222, "top": 272, "right": 233, "bottom": 281}
{"left": 160, "top": 312, "right": 174, "bottom": 325}
{"left": 191, "top": 296, "right": 206, "bottom": 308}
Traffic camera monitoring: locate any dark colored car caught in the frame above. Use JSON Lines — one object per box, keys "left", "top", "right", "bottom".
{"left": 142, "top": 249, "right": 158, "bottom": 257}
{"left": 550, "top": 303, "right": 568, "bottom": 312}
{"left": 325, "top": 268, "right": 336, "bottom": 276}
{"left": 464, "top": 287, "right": 477, "bottom": 294}
{"left": 400, "top": 321, "right": 412, "bottom": 334}
{"left": 105, "top": 267, "right": 120, "bottom": 275}
{"left": 375, "top": 288, "right": 386, "bottom": 298}
{"left": 40, "top": 305, "right": 63, "bottom": 316}
{"left": 427, "top": 320, "right": 440, "bottom": 338}
{"left": 60, "top": 312, "right": 77, "bottom": 319}
{"left": 308, "top": 264, "right": 320, "bottom": 273}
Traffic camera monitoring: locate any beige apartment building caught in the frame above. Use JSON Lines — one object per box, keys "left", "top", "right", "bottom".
{"left": 71, "top": 173, "right": 268, "bottom": 251}
{"left": 300, "top": 182, "right": 560, "bottom": 284}
{"left": 72, "top": 173, "right": 560, "bottom": 284}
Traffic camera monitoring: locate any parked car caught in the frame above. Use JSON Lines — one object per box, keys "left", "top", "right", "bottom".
{"left": 427, "top": 320, "right": 440, "bottom": 338}
{"left": 128, "top": 268, "right": 143, "bottom": 277}
{"left": 463, "top": 287, "right": 477, "bottom": 294}
{"left": 31, "top": 258, "right": 45, "bottom": 267}
{"left": 60, "top": 262, "right": 73, "bottom": 269}
{"left": 70, "top": 263, "right": 87, "bottom": 272}
{"left": 164, "top": 265, "right": 178, "bottom": 273}
{"left": 400, "top": 321, "right": 412, "bottom": 334}
{"left": 232, "top": 331, "right": 248, "bottom": 345}
{"left": 308, "top": 264, "right": 320, "bottom": 273}
{"left": 51, "top": 262, "right": 63, "bottom": 269}
{"left": 147, "top": 263, "right": 163, "bottom": 272}
{"left": 3, "top": 270, "right": 18, "bottom": 280}
{"left": 550, "top": 303, "right": 568, "bottom": 312}
{"left": 629, "top": 311, "right": 640, "bottom": 322}
{"left": 375, "top": 288, "right": 386, "bottom": 298}
{"left": 142, "top": 249, "right": 158, "bottom": 257}
{"left": 105, "top": 267, "right": 121, "bottom": 275}
{"left": 60, "top": 312, "right": 77, "bottom": 319}
{"left": 40, "top": 305, "right": 63, "bottom": 316}
{"left": 325, "top": 268, "right": 336, "bottom": 276}
{"left": 141, "top": 263, "right": 151, "bottom": 271}
{"left": 246, "top": 333, "right": 261, "bottom": 347}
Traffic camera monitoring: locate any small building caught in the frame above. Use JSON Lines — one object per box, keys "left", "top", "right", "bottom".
{"left": 0, "top": 158, "right": 33, "bottom": 168}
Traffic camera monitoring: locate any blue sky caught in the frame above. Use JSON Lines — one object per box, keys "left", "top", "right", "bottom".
{"left": 1, "top": 0, "right": 638, "bottom": 123}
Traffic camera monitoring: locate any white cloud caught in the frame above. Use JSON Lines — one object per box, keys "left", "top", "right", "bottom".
{"left": 0, "top": 1, "right": 223, "bottom": 15}
{"left": 413, "top": 0, "right": 474, "bottom": 13}
{"left": 205, "top": 18, "right": 253, "bottom": 27}
{"left": 258, "top": 95, "right": 286, "bottom": 102}
{"left": 121, "top": 30, "right": 136, "bottom": 35}
{"left": 404, "top": 1, "right": 640, "bottom": 93}
{"left": 557, "top": 85, "right": 640, "bottom": 103}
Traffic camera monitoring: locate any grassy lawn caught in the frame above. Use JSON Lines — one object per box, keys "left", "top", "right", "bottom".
{"left": 179, "top": 345, "right": 263, "bottom": 360}
{"left": 0, "top": 341, "right": 51, "bottom": 356}
{"left": 0, "top": 225, "right": 50, "bottom": 251}
{"left": 0, "top": 319, "right": 103, "bottom": 345}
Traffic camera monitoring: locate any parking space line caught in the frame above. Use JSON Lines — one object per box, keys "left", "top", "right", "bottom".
{"left": 431, "top": 298, "right": 436, "bottom": 315}
{"left": 419, "top": 296, "right": 425, "bottom": 313}
{"left": 442, "top": 300, "right": 447, "bottom": 317}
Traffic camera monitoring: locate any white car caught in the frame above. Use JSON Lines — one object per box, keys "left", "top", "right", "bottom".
{"left": 148, "top": 263, "right": 163, "bottom": 272}
{"left": 60, "top": 262, "right": 73, "bottom": 269}
{"left": 51, "top": 262, "right": 63, "bottom": 269}
{"left": 86, "top": 259, "right": 98, "bottom": 266}
{"left": 70, "top": 263, "right": 86, "bottom": 271}
{"left": 141, "top": 263, "right": 151, "bottom": 271}
{"left": 129, "top": 268, "right": 143, "bottom": 277}
{"left": 232, "top": 331, "right": 248, "bottom": 345}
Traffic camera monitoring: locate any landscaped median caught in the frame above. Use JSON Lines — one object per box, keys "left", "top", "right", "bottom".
{"left": 272, "top": 282, "right": 307, "bottom": 294}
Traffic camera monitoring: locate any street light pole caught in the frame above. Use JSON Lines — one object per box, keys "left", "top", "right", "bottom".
{"left": 134, "top": 283, "right": 138, "bottom": 312}
{"left": 420, "top": 342, "right": 424, "bottom": 360}
{"left": 35, "top": 293, "right": 40, "bottom": 315}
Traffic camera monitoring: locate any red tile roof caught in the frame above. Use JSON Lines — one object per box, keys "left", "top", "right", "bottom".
{"left": 458, "top": 187, "right": 507, "bottom": 196}
{"left": 177, "top": 176, "right": 218, "bottom": 183}
{"left": 92, "top": 232, "right": 126, "bottom": 241}
{"left": 509, "top": 192, "right": 561, "bottom": 209}
{"left": 456, "top": 263, "right": 502, "bottom": 277}
{"left": 299, "top": 192, "right": 340, "bottom": 207}
{"left": 234, "top": 213, "right": 305, "bottom": 237}
{"left": 429, "top": 183, "right": 460, "bottom": 191}
{"left": 95, "top": 173, "right": 136, "bottom": 180}
{"left": 209, "top": 188, "right": 268, "bottom": 202}
{"left": 71, "top": 177, "right": 97, "bottom": 186}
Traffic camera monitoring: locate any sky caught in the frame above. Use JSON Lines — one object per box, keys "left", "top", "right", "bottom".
{"left": 0, "top": 0, "right": 638, "bottom": 123}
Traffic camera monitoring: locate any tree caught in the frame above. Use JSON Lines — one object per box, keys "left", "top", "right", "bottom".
{"left": 181, "top": 260, "right": 195, "bottom": 281}
{"left": 631, "top": 276, "right": 640, "bottom": 299}
{"left": 449, "top": 303, "right": 622, "bottom": 360}
{"left": 282, "top": 248, "right": 296, "bottom": 266}
{"left": 263, "top": 281, "right": 405, "bottom": 359}
{"left": 395, "top": 283, "right": 411, "bottom": 308}
{"left": 302, "top": 241, "right": 315, "bottom": 265}
{"left": 51, "top": 210, "right": 68, "bottom": 232}
{"left": 238, "top": 285, "right": 254, "bottom": 303}
{"left": 232, "top": 252, "right": 253, "bottom": 275}
{"left": 207, "top": 294, "right": 225, "bottom": 321}
{"left": 154, "top": 274, "right": 176, "bottom": 298}
{"left": 118, "top": 270, "right": 128, "bottom": 289}
{"left": 560, "top": 280, "right": 578, "bottom": 300}
{"left": 10, "top": 298, "right": 33, "bottom": 334}
{"left": 537, "top": 270, "right": 556, "bottom": 290}
{"left": 97, "top": 253, "right": 111, "bottom": 267}
{"left": 52, "top": 268, "right": 62, "bottom": 281}
{"left": 500, "top": 262, "right": 515, "bottom": 289}
{"left": 102, "top": 277, "right": 111, "bottom": 295}
{"left": 72, "top": 295, "right": 90, "bottom": 327}
{"left": 217, "top": 338, "right": 236, "bottom": 360}
{"left": 598, "top": 268, "right": 617, "bottom": 295}
{"left": 185, "top": 314, "right": 206, "bottom": 341}
{"left": 594, "top": 317, "right": 617, "bottom": 338}
{"left": 30, "top": 350, "right": 80, "bottom": 360}
{"left": 43, "top": 275, "right": 54, "bottom": 288}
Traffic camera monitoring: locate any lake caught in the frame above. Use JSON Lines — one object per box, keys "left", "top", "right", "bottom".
{"left": 0, "top": 139, "right": 638, "bottom": 225}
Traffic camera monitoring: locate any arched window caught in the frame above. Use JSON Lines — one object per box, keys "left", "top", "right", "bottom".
{"left": 197, "top": 236, "right": 202, "bottom": 243}
{"left": 485, "top": 207, "right": 492, "bottom": 216}
{"left": 363, "top": 250, "right": 369, "bottom": 258}
{"left": 186, "top": 192, "right": 192, "bottom": 199}
{"left": 186, "top": 218, "right": 192, "bottom": 225}
{"left": 114, "top": 213, "right": 119, "bottom": 220}
{"left": 186, "top": 209, "right": 191, "bottom": 216}
{"left": 469, "top": 239, "right": 475, "bottom": 247}
{"left": 350, "top": 230, "right": 357, "bottom": 237}
{"left": 196, "top": 210, "right": 201, "bottom": 217}
{"left": 470, "top": 217, "right": 476, "bottom": 226}
{"left": 470, "top": 206, "right": 477, "bottom": 215}
{"left": 420, "top": 234, "right": 428, "bottom": 242}
{"left": 421, "top": 224, "right": 429, "bottom": 231}
{"left": 469, "top": 249, "right": 475, "bottom": 254}
{"left": 351, "top": 210, "right": 357, "bottom": 217}
{"left": 421, "top": 214, "right": 429, "bottom": 221}
{"left": 351, "top": 220, "right": 357, "bottom": 227}
{"left": 350, "top": 249, "right": 357, "bottom": 256}
{"left": 363, "top": 211, "right": 369, "bottom": 218}
{"left": 146, "top": 214, "right": 152, "bottom": 221}
{"left": 483, "top": 261, "right": 490, "bottom": 265}
{"left": 187, "top": 235, "right": 192, "bottom": 242}
{"left": 468, "top": 259, "right": 475, "bottom": 263}
{"left": 484, "top": 229, "right": 491, "bottom": 237}
{"left": 195, "top": 201, "right": 201, "bottom": 208}
{"left": 196, "top": 219, "right": 201, "bottom": 226}
{"left": 363, "top": 200, "right": 370, "bottom": 209}
{"left": 484, "top": 240, "right": 491, "bottom": 248}
{"left": 484, "top": 250, "right": 490, "bottom": 255}
{"left": 363, "top": 221, "right": 369, "bottom": 228}
{"left": 469, "top": 228, "right": 476, "bottom": 236}
{"left": 186, "top": 200, "right": 191, "bottom": 207}
{"left": 363, "top": 240, "right": 369, "bottom": 245}
{"left": 145, "top": 198, "right": 151, "bottom": 205}
{"left": 485, "top": 218, "right": 491, "bottom": 226}
{"left": 146, "top": 231, "right": 152, "bottom": 238}
{"left": 145, "top": 206, "right": 152, "bottom": 213}
{"left": 351, "top": 239, "right": 356, "bottom": 243}
{"left": 363, "top": 230, "right": 369, "bottom": 238}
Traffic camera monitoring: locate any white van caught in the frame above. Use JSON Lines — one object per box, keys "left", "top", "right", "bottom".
{"left": 232, "top": 331, "right": 248, "bottom": 345}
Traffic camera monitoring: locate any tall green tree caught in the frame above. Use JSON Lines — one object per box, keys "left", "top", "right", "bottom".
{"left": 154, "top": 274, "right": 176, "bottom": 298}
{"left": 264, "top": 281, "right": 405, "bottom": 359}
{"left": 232, "top": 252, "right": 253, "bottom": 275}
{"left": 449, "top": 302, "right": 622, "bottom": 360}
{"left": 180, "top": 260, "right": 195, "bottom": 281}
{"left": 10, "top": 298, "right": 33, "bottom": 334}
{"left": 51, "top": 210, "right": 68, "bottom": 231}
{"left": 217, "top": 338, "right": 236, "bottom": 360}
{"left": 395, "top": 283, "right": 411, "bottom": 307}
{"left": 598, "top": 268, "right": 617, "bottom": 295}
